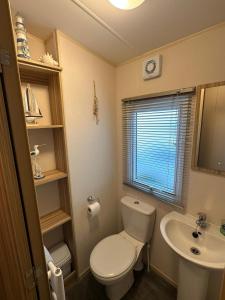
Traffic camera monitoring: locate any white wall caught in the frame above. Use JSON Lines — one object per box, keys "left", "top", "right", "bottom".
{"left": 57, "top": 31, "right": 118, "bottom": 275}
{"left": 116, "top": 24, "right": 225, "bottom": 297}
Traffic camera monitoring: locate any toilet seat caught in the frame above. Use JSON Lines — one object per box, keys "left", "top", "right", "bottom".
{"left": 90, "top": 234, "right": 136, "bottom": 280}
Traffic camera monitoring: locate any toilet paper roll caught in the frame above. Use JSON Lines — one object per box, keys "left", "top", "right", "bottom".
{"left": 88, "top": 201, "right": 101, "bottom": 217}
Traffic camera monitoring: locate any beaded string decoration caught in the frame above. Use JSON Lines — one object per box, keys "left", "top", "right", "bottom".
{"left": 93, "top": 80, "right": 99, "bottom": 124}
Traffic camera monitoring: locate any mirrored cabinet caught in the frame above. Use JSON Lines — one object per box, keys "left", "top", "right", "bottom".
{"left": 193, "top": 81, "right": 225, "bottom": 176}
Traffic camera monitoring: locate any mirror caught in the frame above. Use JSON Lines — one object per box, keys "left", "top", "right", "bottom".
{"left": 193, "top": 81, "right": 225, "bottom": 175}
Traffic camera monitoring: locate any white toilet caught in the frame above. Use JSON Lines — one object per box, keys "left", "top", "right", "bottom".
{"left": 90, "top": 196, "right": 156, "bottom": 300}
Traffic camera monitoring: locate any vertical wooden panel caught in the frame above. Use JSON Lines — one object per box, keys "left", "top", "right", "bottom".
{"left": 49, "top": 74, "right": 64, "bottom": 125}
{"left": 0, "top": 1, "right": 50, "bottom": 298}
{"left": 45, "top": 31, "right": 60, "bottom": 64}
{"left": 63, "top": 222, "right": 77, "bottom": 271}
{"left": 0, "top": 73, "right": 36, "bottom": 299}
{"left": 221, "top": 274, "right": 225, "bottom": 300}
{"left": 50, "top": 70, "right": 78, "bottom": 276}
{"left": 53, "top": 129, "right": 67, "bottom": 171}
{"left": 58, "top": 179, "right": 71, "bottom": 213}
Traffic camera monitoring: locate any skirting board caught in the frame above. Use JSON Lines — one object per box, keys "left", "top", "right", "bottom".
{"left": 76, "top": 267, "right": 91, "bottom": 282}
{"left": 150, "top": 264, "right": 177, "bottom": 288}
{"left": 77, "top": 264, "right": 225, "bottom": 300}
{"left": 77, "top": 264, "right": 177, "bottom": 287}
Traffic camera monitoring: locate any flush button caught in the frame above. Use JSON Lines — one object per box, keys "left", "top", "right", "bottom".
{"left": 134, "top": 201, "right": 139, "bottom": 205}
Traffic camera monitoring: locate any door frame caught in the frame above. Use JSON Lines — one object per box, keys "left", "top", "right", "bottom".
{"left": 0, "top": 65, "right": 37, "bottom": 300}
{"left": 0, "top": 1, "right": 50, "bottom": 299}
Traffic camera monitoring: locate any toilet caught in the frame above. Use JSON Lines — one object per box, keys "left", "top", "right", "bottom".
{"left": 90, "top": 196, "right": 156, "bottom": 300}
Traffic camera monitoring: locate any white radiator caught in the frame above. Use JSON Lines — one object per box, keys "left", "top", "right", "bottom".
{"left": 44, "top": 246, "right": 66, "bottom": 300}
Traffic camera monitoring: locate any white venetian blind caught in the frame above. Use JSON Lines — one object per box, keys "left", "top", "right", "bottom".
{"left": 122, "top": 91, "right": 193, "bottom": 206}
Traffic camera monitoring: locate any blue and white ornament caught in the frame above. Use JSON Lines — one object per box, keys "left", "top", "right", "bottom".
{"left": 15, "top": 14, "right": 31, "bottom": 59}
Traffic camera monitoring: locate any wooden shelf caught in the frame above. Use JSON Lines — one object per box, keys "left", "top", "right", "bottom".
{"left": 27, "top": 124, "right": 63, "bottom": 130}
{"left": 40, "top": 209, "right": 71, "bottom": 234}
{"left": 18, "top": 58, "right": 62, "bottom": 73}
{"left": 34, "top": 170, "right": 67, "bottom": 186}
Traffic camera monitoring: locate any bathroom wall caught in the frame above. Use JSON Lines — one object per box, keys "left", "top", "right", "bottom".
{"left": 56, "top": 31, "right": 118, "bottom": 276}
{"left": 116, "top": 23, "right": 225, "bottom": 297}
{"left": 24, "top": 24, "right": 225, "bottom": 297}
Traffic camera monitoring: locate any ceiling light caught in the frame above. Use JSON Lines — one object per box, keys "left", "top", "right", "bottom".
{"left": 108, "top": 0, "right": 145, "bottom": 10}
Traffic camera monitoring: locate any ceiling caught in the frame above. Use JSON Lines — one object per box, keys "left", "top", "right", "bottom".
{"left": 10, "top": 0, "right": 225, "bottom": 65}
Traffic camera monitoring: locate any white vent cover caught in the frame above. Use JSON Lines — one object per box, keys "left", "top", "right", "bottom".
{"left": 143, "top": 55, "right": 162, "bottom": 80}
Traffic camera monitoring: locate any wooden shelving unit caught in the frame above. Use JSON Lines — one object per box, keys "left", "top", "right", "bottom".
{"left": 27, "top": 124, "right": 63, "bottom": 130}
{"left": 40, "top": 209, "right": 71, "bottom": 234}
{"left": 34, "top": 169, "right": 67, "bottom": 186}
{"left": 18, "top": 57, "right": 62, "bottom": 73}
{"left": 17, "top": 54, "right": 77, "bottom": 281}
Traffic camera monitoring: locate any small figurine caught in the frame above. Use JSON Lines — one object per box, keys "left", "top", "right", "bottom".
{"left": 39, "top": 52, "right": 59, "bottom": 66}
{"left": 30, "top": 145, "right": 45, "bottom": 179}
{"left": 23, "top": 84, "right": 43, "bottom": 124}
{"left": 15, "top": 14, "right": 31, "bottom": 59}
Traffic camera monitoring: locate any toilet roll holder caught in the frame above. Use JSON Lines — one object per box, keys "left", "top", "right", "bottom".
{"left": 87, "top": 195, "right": 100, "bottom": 204}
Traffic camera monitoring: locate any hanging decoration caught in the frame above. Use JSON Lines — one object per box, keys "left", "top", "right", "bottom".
{"left": 93, "top": 81, "right": 99, "bottom": 125}
{"left": 15, "top": 14, "right": 31, "bottom": 59}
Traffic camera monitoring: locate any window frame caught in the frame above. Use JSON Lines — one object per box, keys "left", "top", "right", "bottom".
{"left": 122, "top": 89, "right": 194, "bottom": 207}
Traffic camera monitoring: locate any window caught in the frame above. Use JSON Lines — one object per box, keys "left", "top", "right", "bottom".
{"left": 122, "top": 92, "right": 193, "bottom": 206}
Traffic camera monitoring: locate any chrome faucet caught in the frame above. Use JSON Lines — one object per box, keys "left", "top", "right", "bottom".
{"left": 196, "top": 212, "right": 207, "bottom": 228}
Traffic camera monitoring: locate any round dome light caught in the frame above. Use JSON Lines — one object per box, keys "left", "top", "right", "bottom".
{"left": 108, "top": 0, "right": 145, "bottom": 10}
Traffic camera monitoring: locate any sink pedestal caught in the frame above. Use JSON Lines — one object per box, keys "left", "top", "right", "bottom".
{"left": 178, "top": 258, "right": 209, "bottom": 300}
{"left": 160, "top": 212, "right": 225, "bottom": 300}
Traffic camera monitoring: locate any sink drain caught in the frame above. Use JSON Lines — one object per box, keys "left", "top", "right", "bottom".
{"left": 190, "top": 247, "right": 201, "bottom": 255}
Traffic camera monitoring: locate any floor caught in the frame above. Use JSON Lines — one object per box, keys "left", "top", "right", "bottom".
{"left": 66, "top": 269, "right": 177, "bottom": 300}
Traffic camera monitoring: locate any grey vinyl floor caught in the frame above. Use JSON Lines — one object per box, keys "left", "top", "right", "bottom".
{"left": 66, "top": 269, "right": 177, "bottom": 300}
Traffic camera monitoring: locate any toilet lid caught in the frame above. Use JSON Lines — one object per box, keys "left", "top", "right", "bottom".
{"left": 90, "top": 235, "right": 136, "bottom": 279}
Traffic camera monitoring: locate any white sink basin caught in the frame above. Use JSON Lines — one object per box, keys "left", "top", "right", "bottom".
{"left": 160, "top": 211, "right": 225, "bottom": 270}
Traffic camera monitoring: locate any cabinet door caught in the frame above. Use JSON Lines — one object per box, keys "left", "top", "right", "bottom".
{"left": 0, "top": 0, "right": 50, "bottom": 299}
{"left": 222, "top": 275, "right": 225, "bottom": 300}
{"left": 0, "top": 66, "right": 37, "bottom": 299}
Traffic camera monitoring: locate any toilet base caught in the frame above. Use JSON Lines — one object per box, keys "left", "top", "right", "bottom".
{"left": 134, "top": 248, "right": 144, "bottom": 271}
{"left": 105, "top": 270, "right": 134, "bottom": 300}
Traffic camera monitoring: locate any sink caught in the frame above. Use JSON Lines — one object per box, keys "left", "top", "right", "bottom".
{"left": 160, "top": 211, "right": 225, "bottom": 269}
{"left": 160, "top": 211, "right": 225, "bottom": 300}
